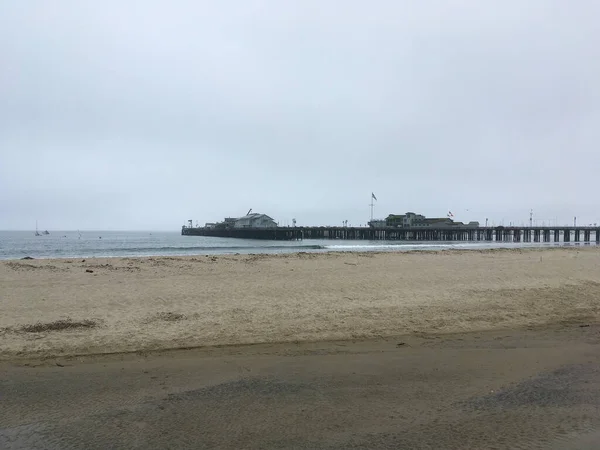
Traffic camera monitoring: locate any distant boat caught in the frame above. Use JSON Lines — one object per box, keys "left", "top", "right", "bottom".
{"left": 35, "top": 221, "right": 41, "bottom": 236}
{"left": 43, "top": 230, "right": 50, "bottom": 235}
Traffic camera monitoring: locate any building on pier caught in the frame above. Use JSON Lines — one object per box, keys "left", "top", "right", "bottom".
{"left": 203, "top": 213, "right": 277, "bottom": 230}
{"left": 233, "top": 213, "right": 277, "bottom": 228}
{"left": 368, "top": 219, "right": 387, "bottom": 228}
{"left": 384, "top": 212, "right": 424, "bottom": 227}
{"left": 375, "top": 212, "right": 479, "bottom": 228}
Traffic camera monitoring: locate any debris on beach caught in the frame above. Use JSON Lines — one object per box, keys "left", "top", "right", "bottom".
{"left": 143, "top": 311, "right": 187, "bottom": 324}
{"left": 18, "top": 318, "right": 98, "bottom": 333}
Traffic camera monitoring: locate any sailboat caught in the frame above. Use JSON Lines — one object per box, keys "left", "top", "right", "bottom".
{"left": 34, "top": 221, "right": 49, "bottom": 235}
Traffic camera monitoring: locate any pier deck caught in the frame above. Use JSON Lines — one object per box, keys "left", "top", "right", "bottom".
{"left": 182, "top": 226, "right": 600, "bottom": 243}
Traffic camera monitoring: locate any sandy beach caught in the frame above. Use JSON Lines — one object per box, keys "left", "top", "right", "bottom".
{"left": 1, "top": 247, "right": 600, "bottom": 360}
{"left": 3, "top": 247, "right": 600, "bottom": 448}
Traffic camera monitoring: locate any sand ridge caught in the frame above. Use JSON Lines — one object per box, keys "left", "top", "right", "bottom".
{"left": 1, "top": 247, "right": 600, "bottom": 360}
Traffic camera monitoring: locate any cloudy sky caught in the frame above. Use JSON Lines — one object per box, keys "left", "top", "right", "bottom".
{"left": 1, "top": 1, "right": 599, "bottom": 230}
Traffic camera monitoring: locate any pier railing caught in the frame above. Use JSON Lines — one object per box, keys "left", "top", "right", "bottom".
{"left": 182, "top": 226, "right": 600, "bottom": 243}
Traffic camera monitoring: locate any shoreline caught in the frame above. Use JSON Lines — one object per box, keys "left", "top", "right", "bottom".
{"left": 1, "top": 235, "right": 596, "bottom": 261}
{"left": 2, "top": 241, "right": 597, "bottom": 261}
{"left": 2, "top": 246, "right": 600, "bottom": 361}
{"left": 4, "top": 321, "right": 595, "bottom": 366}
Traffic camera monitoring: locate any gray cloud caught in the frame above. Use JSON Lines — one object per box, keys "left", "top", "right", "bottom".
{"left": 2, "top": 1, "right": 599, "bottom": 230}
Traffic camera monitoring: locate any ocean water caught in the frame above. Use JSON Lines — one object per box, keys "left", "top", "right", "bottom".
{"left": 0, "top": 230, "right": 591, "bottom": 260}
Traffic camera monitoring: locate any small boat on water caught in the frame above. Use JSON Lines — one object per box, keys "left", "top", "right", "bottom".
{"left": 34, "top": 221, "right": 49, "bottom": 236}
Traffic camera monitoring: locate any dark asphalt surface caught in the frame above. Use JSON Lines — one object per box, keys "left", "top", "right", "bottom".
{"left": 1, "top": 325, "right": 600, "bottom": 449}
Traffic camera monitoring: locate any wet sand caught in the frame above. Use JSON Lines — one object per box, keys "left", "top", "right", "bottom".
{"left": 1, "top": 325, "right": 599, "bottom": 449}
{"left": 2, "top": 247, "right": 600, "bottom": 360}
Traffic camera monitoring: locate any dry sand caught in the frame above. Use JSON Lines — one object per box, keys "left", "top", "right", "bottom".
{"left": 1, "top": 247, "right": 600, "bottom": 360}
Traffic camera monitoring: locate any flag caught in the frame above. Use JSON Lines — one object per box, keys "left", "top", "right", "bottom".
{"left": 372, "top": 193, "right": 377, "bottom": 201}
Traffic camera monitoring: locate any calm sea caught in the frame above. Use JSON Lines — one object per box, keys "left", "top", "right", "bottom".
{"left": 0, "top": 230, "right": 588, "bottom": 260}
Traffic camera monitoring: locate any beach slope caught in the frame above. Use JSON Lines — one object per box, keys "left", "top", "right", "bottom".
{"left": 1, "top": 248, "right": 599, "bottom": 360}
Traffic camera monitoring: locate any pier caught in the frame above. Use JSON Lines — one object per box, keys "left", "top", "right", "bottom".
{"left": 182, "top": 226, "right": 600, "bottom": 243}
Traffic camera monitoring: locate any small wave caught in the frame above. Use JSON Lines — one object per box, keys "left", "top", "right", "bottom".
{"left": 323, "top": 243, "right": 455, "bottom": 250}
{"left": 102, "top": 244, "right": 326, "bottom": 253}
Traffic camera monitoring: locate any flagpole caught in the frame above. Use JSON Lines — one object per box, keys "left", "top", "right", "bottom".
{"left": 370, "top": 193, "right": 377, "bottom": 223}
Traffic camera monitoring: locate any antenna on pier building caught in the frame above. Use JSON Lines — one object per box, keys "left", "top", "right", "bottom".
{"left": 530, "top": 209, "right": 533, "bottom": 228}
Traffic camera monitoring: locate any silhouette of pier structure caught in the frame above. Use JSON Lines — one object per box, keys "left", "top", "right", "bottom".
{"left": 182, "top": 225, "right": 600, "bottom": 243}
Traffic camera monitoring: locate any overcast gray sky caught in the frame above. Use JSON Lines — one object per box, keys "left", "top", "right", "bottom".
{"left": 1, "top": 1, "right": 599, "bottom": 230}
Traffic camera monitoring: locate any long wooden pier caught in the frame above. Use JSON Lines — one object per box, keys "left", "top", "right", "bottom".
{"left": 182, "top": 226, "right": 600, "bottom": 243}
